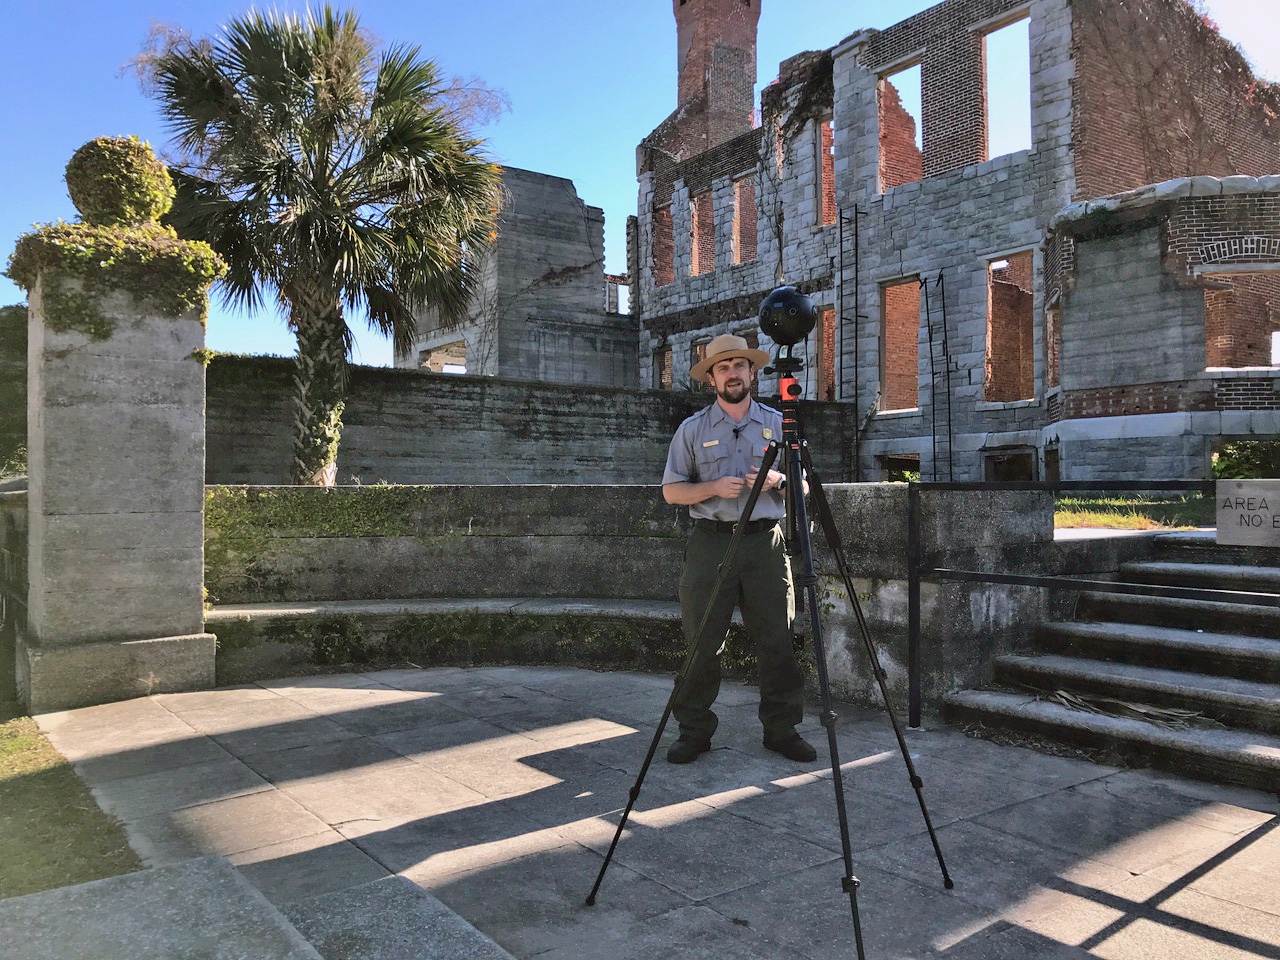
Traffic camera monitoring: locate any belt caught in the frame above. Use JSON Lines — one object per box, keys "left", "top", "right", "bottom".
{"left": 693, "top": 518, "right": 780, "bottom": 535}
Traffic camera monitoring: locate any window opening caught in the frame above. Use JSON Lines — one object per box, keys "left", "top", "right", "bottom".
{"left": 819, "top": 120, "right": 836, "bottom": 226}
{"left": 1203, "top": 272, "right": 1280, "bottom": 368}
{"left": 880, "top": 454, "right": 921, "bottom": 482}
{"left": 653, "top": 205, "right": 674, "bottom": 287}
{"left": 878, "top": 63, "right": 923, "bottom": 191}
{"left": 733, "top": 176, "right": 757, "bottom": 263}
{"left": 983, "top": 448, "right": 1037, "bottom": 481}
{"left": 655, "top": 346, "right": 673, "bottom": 390}
{"left": 691, "top": 338, "right": 711, "bottom": 378}
{"left": 983, "top": 16, "right": 1033, "bottom": 160}
{"left": 419, "top": 340, "right": 467, "bottom": 374}
{"left": 604, "top": 274, "right": 630, "bottom": 315}
{"left": 691, "top": 191, "right": 715, "bottom": 276}
{"left": 985, "top": 252, "right": 1035, "bottom": 402}
{"left": 816, "top": 305, "right": 836, "bottom": 401}
{"left": 881, "top": 280, "right": 921, "bottom": 411}
{"left": 1045, "top": 306, "right": 1061, "bottom": 389}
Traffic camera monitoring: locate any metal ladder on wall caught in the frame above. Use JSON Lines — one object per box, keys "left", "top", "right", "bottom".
{"left": 922, "top": 273, "right": 955, "bottom": 482}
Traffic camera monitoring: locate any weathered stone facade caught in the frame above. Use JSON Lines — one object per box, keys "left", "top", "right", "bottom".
{"left": 397, "top": 166, "right": 636, "bottom": 389}
{"left": 635, "top": 0, "right": 1280, "bottom": 482}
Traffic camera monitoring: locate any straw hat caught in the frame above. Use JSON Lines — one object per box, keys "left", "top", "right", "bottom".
{"left": 690, "top": 333, "right": 770, "bottom": 382}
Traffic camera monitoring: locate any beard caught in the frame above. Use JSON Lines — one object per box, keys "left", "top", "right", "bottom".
{"left": 716, "top": 379, "right": 750, "bottom": 404}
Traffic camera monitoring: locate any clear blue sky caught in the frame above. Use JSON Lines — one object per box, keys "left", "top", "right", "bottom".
{"left": 1, "top": 0, "right": 1273, "bottom": 367}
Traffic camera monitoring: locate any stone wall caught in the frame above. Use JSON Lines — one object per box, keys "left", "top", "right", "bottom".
{"left": 0, "top": 306, "right": 26, "bottom": 474}
{"left": 0, "top": 488, "right": 26, "bottom": 704}
{"left": 204, "top": 481, "right": 1066, "bottom": 713}
{"left": 400, "top": 167, "right": 636, "bottom": 389}
{"left": 206, "top": 355, "right": 861, "bottom": 486}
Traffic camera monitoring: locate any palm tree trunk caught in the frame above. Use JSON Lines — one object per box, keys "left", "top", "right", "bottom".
{"left": 290, "top": 300, "right": 347, "bottom": 486}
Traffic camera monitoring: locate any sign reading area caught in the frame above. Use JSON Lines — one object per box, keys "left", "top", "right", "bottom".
{"left": 1217, "top": 479, "right": 1280, "bottom": 546}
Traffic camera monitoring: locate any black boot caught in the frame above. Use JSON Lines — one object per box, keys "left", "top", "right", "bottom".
{"left": 666, "top": 736, "right": 711, "bottom": 764}
{"left": 763, "top": 732, "right": 816, "bottom": 762}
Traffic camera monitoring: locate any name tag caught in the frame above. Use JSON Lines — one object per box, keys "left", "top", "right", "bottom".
{"left": 702, "top": 440, "right": 720, "bottom": 448}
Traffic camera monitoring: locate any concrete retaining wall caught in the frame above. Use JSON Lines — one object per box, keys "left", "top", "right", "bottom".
{"left": 205, "top": 482, "right": 1100, "bottom": 714}
{"left": 205, "top": 355, "right": 860, "bottom": 486}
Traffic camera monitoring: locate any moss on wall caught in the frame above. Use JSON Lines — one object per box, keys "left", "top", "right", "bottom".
{"left": 4, "top": 137, "right": 224, "bottom": 340}
{"left": 212, "top": 608, "right": 765, "bottom": 688}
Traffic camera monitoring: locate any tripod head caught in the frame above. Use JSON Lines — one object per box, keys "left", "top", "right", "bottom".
{"left": 759, "top": 285, "right": 816, "bottom": 406}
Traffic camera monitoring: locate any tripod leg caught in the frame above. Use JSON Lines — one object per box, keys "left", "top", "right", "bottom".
{"left": 585, "top": 442, "right": 783, "bottom": 906}
{"left": 783, "top": 445, "right": 868, "bottom": 960}
{"left": 800, "top": 442, "right": 955, "bottom": 890}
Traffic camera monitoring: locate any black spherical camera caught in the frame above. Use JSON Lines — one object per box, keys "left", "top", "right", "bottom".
{"left": 758, "top": 285, "right": 817, "bottom": 346}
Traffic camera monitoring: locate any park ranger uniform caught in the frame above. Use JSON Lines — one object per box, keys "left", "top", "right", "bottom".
{"left": 661, "top": 397, "right": 805, "bottom": 745}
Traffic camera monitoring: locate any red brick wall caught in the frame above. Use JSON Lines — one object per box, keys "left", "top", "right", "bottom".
{"left": 1062, "top": 379, "right": 1213, "bottom": 417}
{"left": 734, "top": 176, "right": 757, "bottom": 263}
{"left": 861, "top": 0, "right": 1028, "bottom": 181}
{"left": 653, "top": 205, "right": 675, "bottom": 287}
{"left": 985, "top": 252, "right": 1035, "bottom": 402}
{"left": 1071, "top": 0, "right": 1280, "bottom": 199}
{"left": 882, "top": 281, "right": 920, "bottom": 410}
{"left": 1216, "top": 378, "right": 1280, "bottom": 409}
{"left": 1204, "top": 274, "right": 1280, "bottom": 368}
{"left": 817, "top": 305, "right": 836, "bottom": 401}
{"left": 1046, "top": 307, "right": 1062, "bottom": 389}
{"left": 691, "top": 191, "right": 716, "bottom": 275}
{"left": 671, "top": 0, "right": 762, "bottom": 158}
{"left": 820, "top": 121, "right": 837, "bottom": 224}
{"left": 879, "top": 77, "right": 924, "bottom": 190}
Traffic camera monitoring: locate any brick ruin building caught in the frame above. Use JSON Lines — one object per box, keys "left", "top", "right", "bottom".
{"left": 396, "top": 166, "right": 635, "bottom": 388}
{"left": 632, "top": 0, "right": 1280, "bottom": 481}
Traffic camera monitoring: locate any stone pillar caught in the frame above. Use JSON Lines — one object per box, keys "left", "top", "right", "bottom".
{"left": 19, "top": 281, "right": 214, "bottom": 711}
{"left": 8, "top": 136, "right": 225, "bottom": 712}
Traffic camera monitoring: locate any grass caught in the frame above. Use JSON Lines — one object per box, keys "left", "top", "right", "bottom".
{"left": 1054, "top": 494, "right": 1216, "bottom": 530}
{"left": 0, "top": 715, "right": 141, "bottom": 900}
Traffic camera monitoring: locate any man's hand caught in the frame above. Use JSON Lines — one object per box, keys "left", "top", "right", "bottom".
{"left": 710, "top": 475, "right": 747, "bottom": 499}
{"left": 744, "top": 468, "right": 784, "bottom": 491}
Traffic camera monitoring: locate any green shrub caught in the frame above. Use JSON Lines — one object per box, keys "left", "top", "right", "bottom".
{"left": 1212, "top": 440, "right": 1280, "bottom": 479}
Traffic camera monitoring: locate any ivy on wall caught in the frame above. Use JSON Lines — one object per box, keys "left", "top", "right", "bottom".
{"left": 0, "top": 305, "right": 27, "bottom": 476}
{"left": 4, "top": 137, "right": 224, "bottom": 340}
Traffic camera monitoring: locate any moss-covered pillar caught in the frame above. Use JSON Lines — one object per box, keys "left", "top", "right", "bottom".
{"left": 5, "top": 137, "right": 225, "bottom": 711}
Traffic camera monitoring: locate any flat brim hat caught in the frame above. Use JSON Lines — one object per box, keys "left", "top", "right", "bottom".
{"left": 690, "top": 333, "right": 771, "bottom": 381}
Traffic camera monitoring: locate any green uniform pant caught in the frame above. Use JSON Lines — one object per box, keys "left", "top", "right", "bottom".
{"left": 674, "top": 523, "right": 804, "bottom": 742}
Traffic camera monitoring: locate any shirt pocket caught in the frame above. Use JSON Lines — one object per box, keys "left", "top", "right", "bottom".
{"left": 694, "top": 445, "right": 730, "bottom": 482}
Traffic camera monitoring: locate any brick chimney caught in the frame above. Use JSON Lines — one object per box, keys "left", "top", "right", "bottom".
{"left": 672, "top": 0, "right": 761, "bottom": 158}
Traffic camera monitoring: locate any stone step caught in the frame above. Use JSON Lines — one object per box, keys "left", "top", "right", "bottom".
{"left": 1074, "top": 591, "right": 1280, "bottom": 639}
{"left": 1151, "top": 530, "right": 1280, "bottom": 568}
{"left": 994, "top": 653, "right": 1280, "bottom": 733}
{"left": 1036, "top": 620, "right": 1280, "bottom": 682}
{"left": 282, "top": 875, "right": 516, "bottom": 960}
{"left": 943, "top": 689, "right": 1280, "bottom": 793}
{"left": 1120, "top": 560, "right": 1280, "bottom": 594}
{"left": 0, "top": 857, "right": 322, "bottom": 960}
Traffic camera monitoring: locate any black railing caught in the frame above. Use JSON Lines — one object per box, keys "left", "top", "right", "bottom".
{"left": 905, "top": 479, "right": 1242, "bottom": 728}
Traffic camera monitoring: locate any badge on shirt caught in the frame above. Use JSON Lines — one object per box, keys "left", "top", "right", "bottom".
{"left": 702, "top": 440, "right": 719, "bottom": 448}
{"left": 762, "top": 428, "right": 773, "bottom": 440}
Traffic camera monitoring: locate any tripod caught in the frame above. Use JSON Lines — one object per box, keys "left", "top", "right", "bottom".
{"left": 586, "top": 346, "right": 953, "bottom": 959}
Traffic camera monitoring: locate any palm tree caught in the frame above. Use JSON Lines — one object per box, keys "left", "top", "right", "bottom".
{"left": 141, "top": 7, "right": 502, "bottom": 484}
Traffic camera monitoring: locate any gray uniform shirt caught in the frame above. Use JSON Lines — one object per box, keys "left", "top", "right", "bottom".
{"left": 661, "top": 399, "right": 786, "bottom": 522}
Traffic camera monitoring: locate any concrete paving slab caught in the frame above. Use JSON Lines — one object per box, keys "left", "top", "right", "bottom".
{"left": 973, "top": 786, "right": 1248, "bottom": 875}
{"left": 126, "top": 789, "right": 333, "bottom": 865}
{"left": 705, "top": 860, "right": 997, "bottom": 960}
{"left": 563, "top": 795, "right": 839, "bottom": 901}
{"left": 70, "top": 735, "right": 230, "bottom": 783}
{"left": 239, "top": 734, "right": 417, "bottom": 784}
{"left": 527, "top": 903, "right": 788, "bottom": 960}
{"left": 283, "top": 875, "right": 514, "bottom": 960}
{"left": 23, "top": 666, "right": 1280, "bottom": 960}
{"left": 89, "top": 754, "right": 272, "bottom": 820}
{"left": 149, "top": 684, "right": 283, "bottom": 715}
{"left": 427, "top": 841, "right": 689, "bottom": 958}
{"left": 858, "top": 819, "right": 1135, "bottom": 924}
{"left": 274, "top": 761, "right": 488, "bottom": 825}
{"left": 345, "top": 800, "right": 578, "bottom": 885}
{"left": 228, "top": 831, "right": 392, "bottom": 906}
{"left": 0, "top": 857, "right": 321, "bottom": 960}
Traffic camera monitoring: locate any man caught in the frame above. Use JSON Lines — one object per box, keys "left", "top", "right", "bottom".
{"left": 660, "top": 333, "right": 816, "bottom": 765}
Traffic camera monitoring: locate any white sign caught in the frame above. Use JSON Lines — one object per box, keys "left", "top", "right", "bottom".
{"left": 1216, "top": 479, "right": 1280, "bottom": 546}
